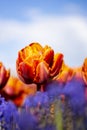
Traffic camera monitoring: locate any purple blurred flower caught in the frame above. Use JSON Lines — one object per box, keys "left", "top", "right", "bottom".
{"left": 45, "top": 80, "right": 64, "bottom": 99}
{"left": 22, "top": 91, "right": 56, "bottom": 130}
{"left": 63, "top": 77, "right": 86, "bottom": 114}
{"left": 24, "top": 91, "right": 49, "bottom": 107}
{"left": 18, "top": 77, "right": 87, "bottom": 130}
{"left": 0, "top": 96, "right": 19, "bottom": 130}
{"left": 45, "top": 77, "right": 86, "bottom": 114}
{"left": 17, "top": 110, "right": 37, "bottom": 130}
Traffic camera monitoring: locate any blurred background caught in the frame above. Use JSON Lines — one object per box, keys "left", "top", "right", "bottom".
{"left": 0, "top": 0, "right": 87, "bottom": 76}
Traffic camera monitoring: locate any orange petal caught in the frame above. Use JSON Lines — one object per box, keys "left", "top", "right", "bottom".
{"left": 29, "top": 42, "right": 43, "bottom": 53}
{"left": 17, "top": 62, "right": 35, "bottom": 84}
{"left": 57, "top": 66, "right": 74, "bottom": 83}
{"left": 50, "top": 53, "right": 63, "bottom": 77}
{"left": 0, "top": 64, "right": 10, "bottom": 89}
{"left": 43, "top": 46, "right": 54, "bottom": 67}
{"left": 34, "top": 62, "right": 49, "bottom": 84}
{"left": 82, "top": 58, "right": 87, "bottom": 84}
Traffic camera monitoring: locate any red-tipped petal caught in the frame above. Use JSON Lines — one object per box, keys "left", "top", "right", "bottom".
{"left": 34, "top": 62, "right": 49, "bottom": 84}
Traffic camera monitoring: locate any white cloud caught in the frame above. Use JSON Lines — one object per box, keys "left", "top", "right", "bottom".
{"left": 0, "top": 13, "right": 87, "bottom": 75}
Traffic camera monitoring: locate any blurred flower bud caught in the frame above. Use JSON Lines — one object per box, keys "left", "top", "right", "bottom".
{"left": 2, "top": 76, "right": 37, "bottom": 106}
{"left": 0, "top": 62, "right": 10, "bottom": 89}
{"left": 54, "top": 62, "right": 74, "bottom": 83}
{"left": 82, "top": 58, "right": 87, "bottom": 85}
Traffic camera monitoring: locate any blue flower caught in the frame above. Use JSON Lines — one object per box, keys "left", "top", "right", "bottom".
{"left": 17, "top": 77, "right": 87, "bottom": 130}
{"left": 63, "top": 77, "right": 86, "bottom": 114}
{"left": 17, "top": 109, "right": 37, "bottom": 130}
{"left": 22, "top": 91, "right": 57, "bottom": 130}
{"left": 0, "top": 96, "right": 19, "bottom": 130}
{"left": 45, "top": 81, "right": 64, "bottom": 100}
{"left": 45, "top": 77, "right": 87, "bottom": 114}
{"left": 24, "top": 91, "right": 49, "bottom": 107}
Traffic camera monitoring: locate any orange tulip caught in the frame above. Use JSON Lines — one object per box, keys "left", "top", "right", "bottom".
{"left": 82, "top": 58, "right": 87, "bottom": 85}
{"left": 0, "top": 62, "right": 10, "bottom": 89}
{"left": 55, "top": 62, "right": 74, "bottom": 83}
{"left": 16, "top": 43, "right": 63, "bottom": 86}
{"left": 2, "top": 76, "right": 37, "bottom": 106}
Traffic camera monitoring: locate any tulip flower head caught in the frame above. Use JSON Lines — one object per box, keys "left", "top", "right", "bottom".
{"left": 16, "top": 43, "right": 63, "bottom": 89}
{"left": 82, "top": 58, "right": 87, "bottom": 85}
{"left": 0, "top": 62, "right": 10, "bottom": 89}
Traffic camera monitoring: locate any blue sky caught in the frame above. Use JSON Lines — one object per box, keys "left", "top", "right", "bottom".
{"left": 0, "top": 0, "right": 87, "bottom": 75}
